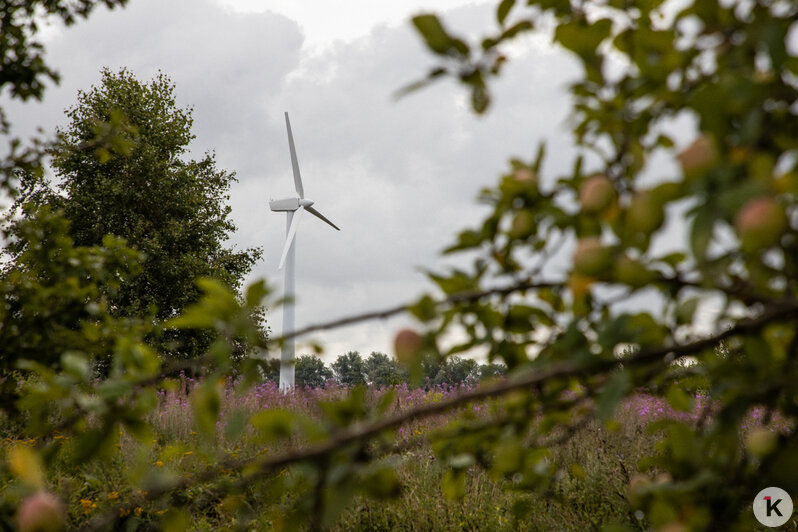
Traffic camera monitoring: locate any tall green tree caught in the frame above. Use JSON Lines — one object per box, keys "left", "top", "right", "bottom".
{"left": 13, "top": 68, "right": 262, "bottom": 358}
{"left": 431, "top": 356, "right": 479, "bottom": 386}
{"left": 295, "top": 355, "right": 333, "bottom": 388}
{"left": 331, "top": 351, "right": 367, "bottom": 387}
{"left": 364, "top": 352, "right": 407, "bottom": 387}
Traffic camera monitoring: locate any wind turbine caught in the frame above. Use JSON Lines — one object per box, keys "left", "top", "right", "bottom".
{"left": 271, "top": 112, "right": 340, "bottom": 391}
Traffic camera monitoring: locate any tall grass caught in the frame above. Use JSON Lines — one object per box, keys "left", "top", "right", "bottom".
{"left": 2, "top": 375, "right": 791, "bottom": 530}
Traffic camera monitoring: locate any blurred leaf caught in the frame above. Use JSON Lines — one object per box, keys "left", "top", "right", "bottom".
{"left": 666, "top": 385, "right": 693, "bottom": 413}
{"left": 412, "top": 14, "right": 469, "bottom": 56}
{"left": 361, "top": 465, "right": 402, "bottom": 499}
{"left": 597, "top": 371, "right": 631, "bottom": 422}
{"left": 160, "top": 507, "right": 191, "bottom": 532}
{"left": 192, "top": 382, "right": 221, "bottom": 439}
{"left": 251, "top": 409, "right": 295, "bottom": 442}
{"left": 8, "top": 446, "right": 45, "bottom": 489}
{"left": 497, "top": 0, "right": 515, "bottom": 25}
{"left": 441, "top": 469, "right": 467, "bottom": 500}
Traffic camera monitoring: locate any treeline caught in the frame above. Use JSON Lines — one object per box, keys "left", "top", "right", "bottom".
{"left": 261, "top": 352, "right": 505, "bottom": 388}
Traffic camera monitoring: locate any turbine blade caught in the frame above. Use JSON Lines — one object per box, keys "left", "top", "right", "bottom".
{"left": 306, "top": 205, "right": 340, "bottom": 231}
{"left": 278, "top": 206, "right": 305, "bottom": 269}
{"left": 285, "top": 112, "right": 304, "bottom": 199}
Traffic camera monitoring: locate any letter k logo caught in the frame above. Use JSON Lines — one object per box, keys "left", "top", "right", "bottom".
{"left": 764, "top": 496, "right": 783, "bottom": 517}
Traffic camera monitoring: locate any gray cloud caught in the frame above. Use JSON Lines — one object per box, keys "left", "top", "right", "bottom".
{"left": 4, "top": 0, "right": 583, "bottom": 359}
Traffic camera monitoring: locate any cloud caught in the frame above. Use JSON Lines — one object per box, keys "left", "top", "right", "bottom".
{"left": 4, "top": 0, "right": 583, "bottom": 359}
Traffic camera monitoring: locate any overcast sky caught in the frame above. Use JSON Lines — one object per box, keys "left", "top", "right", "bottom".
{"left": 6, "top": 0, "right": 691, "bottom": 361}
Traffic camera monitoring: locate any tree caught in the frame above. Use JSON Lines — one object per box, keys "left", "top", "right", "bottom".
{"left": 331, "top": 351, "right": 367, "bottom": 387}
{"left": 12, "top": 68, "right": 262, "bottom": 359}
{"left": 295, "top": 355, "right": 333, "bottom": 388}
{"left": 261, "top": 358, "right": 280, "bottom": 383}
{"left": 364, "top": 352, "right": 407, "bottom": 387}
{"left": 431, "top": 356, "right": 479, "bottom": 386}
{"left": 0, "top": 206, "right": 149, "bottom": 416}
{"left": 477, "top": 362, "right": 505, "bottom": 381}
{"left": 0, "top": 0, "right": 129, "bottom": 195}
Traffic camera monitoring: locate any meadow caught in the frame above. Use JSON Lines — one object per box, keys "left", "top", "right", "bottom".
{"left": 2, "top": 375, "right": 789, "bottom": 531}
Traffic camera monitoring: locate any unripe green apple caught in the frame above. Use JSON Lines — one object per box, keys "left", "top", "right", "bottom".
{"left": 734, "top": 196, "right": 787, "bottom": 251}
{"left": 613, "top": 255, "right": 657, "bottom": 288}
{"left": 17, "top": 492, "right": 65, "bottom": 532}
{"left": 578, "top": 174, "right": 616, "bottom": 213}
{"left": 394, "top": 329, "right": 424, "bottom": 367}
{"left": 627, "top": 191, "right": 664, "bottom": 235}
{"left": 508, "top": 210, "right": 535, "bottom": 239}
{"left": 678, "top": 135, "right": 717, "bottom": 177}
{"left": 573, "top": 237, "right": 612, "bottom": 277}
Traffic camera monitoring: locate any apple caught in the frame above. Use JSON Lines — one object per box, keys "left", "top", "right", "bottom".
{"left": 613, "top": 255, "right": 657, "bottom": 288}
{"left": 17, "top": 492, "right": 65, "bottom": 532}
{"left": 573, "top": 237, "right": 612, "bottom": 277}
{"left": 734, "top": 196, "right": 787, "bottom": 251}
{"left": 677, "top": 135, "right": 717, "bottom": 177}
{"left": 627, "top": 191, "right": 664, "bottom": 235}
{"left": 508, "top": 210, "right": 535, "bottom": 239}
{"left": 513, "top": 168, "right": 536, "bottom": 183}
{"left": 394, "top": 329, "right": 424, "bottom": 367}
{"left": 578, "top": 174, "right": 616, "bottom": 213}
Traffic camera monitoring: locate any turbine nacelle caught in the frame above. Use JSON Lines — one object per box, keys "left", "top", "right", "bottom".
{"left": 270, "top": 197, "right": 315, "bottom": 212}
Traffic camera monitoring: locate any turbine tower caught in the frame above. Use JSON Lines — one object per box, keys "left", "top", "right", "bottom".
{"left": 271, "top": 112, "right": 340, "bottom": 391}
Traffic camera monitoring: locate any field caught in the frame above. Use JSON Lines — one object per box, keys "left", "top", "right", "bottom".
{"left": 2, "top": 376, "right": 789, "bottom": 531}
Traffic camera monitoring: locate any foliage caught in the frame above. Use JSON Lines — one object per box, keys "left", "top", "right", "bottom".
{"left": 402, "top": 1, "right": 798, "bottom": 529}
{"left": 0, "top": 205, "right": 148, "bottom": 416}
{"left": 431, "top": 356, "right": 480, "bottom": 386}
{"left": 295, "top": 354, "right": 334, "bottom": 388}
{"left": 2, "top": 0, "right": 798, "bottom": 530}
{"left": 10, "top": 68, "right": 264, "bottom": 360}
{"left": 0, "top": 0, "right": 129, "bottom": 193}
{"left": 365, "top": 352, "right": 408, "bottom": 387}
{"left": 332, "top": 351, "right": 368, "bottom": 387}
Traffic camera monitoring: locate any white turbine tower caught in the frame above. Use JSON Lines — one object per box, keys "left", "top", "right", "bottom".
{"left": 271, "top": 112, "right": 340, "bottom": 391}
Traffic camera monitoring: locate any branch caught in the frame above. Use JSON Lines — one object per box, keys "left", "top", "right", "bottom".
{"left": 271, "top": 278, "right": 562, "bottom": 343}
{"left": 83, "top": 299, "right": 798, "bottom": 531}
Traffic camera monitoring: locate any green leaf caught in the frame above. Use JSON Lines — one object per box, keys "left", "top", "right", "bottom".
{"left": 497, "top": 0, "right": 515, "bottom": 25}
{"left": 407, "top": 294, "right": 437, "bottom": 322}
{"left": 192, "top": 381, "right": 221, "bottom": 439}
{"left": 493, "top": 437, "right": 522, "bottom": 475}
{"left": 441, "top": 469, "right": 467, "bottom": 500}
{"left": 245, "top": 279, "right": 269, "bottom": 308}
{"left": 554, "top": 18, "right": 612, "bottom": 58}
{"left": 412, "top": 14, "right": 469, "bottom": 56}
{"left": 676, "top": 297, "right": 700, "bottom": 325}
{"left": 690, "top": 206, "right": 715, "bottom": 263}
{"left": 666, "top": 385, "right": 692, "bottom": 413}
{"left": 8, "top": 446, "right": 46, "bottom": 489}
{"left": 224, "top": 408, "right": 248, "bottom": 441}
{"left": 250, "top": 409, "right": 295, "bottom": 442}
{"left": 160, "top": 508, "right": 190, "bottom": 532}
{"left": 597, "top": 371, "right": 631, "bottom": 422}
{"left": 361, "top": 465, "right": 402, "bottom": 499}
{"left": 61, "top": 351, "right": 89, "bottom": 380}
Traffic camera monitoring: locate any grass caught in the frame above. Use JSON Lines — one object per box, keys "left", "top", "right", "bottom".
{"left": 1, "top": 375, "right": 791, "bottom": 530}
